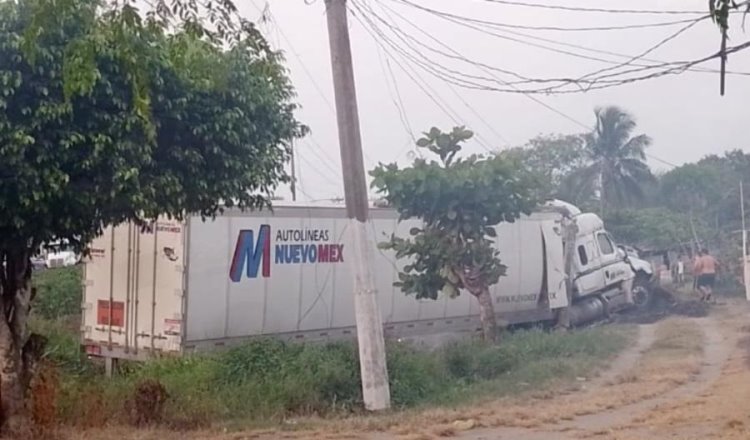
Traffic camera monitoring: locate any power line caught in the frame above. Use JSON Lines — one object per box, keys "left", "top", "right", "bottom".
{"left": 301, "top": 136, "right": 344, "bottom": 179}
{"left": 249, "top": 1, "right": 337, "bottom": 113}
{"left": 481, "top": 25, "right": 750, "bottom": 78}
{"left": 249, "top": 0, "right": 378, "bottom": 169}
{"left": 395, "top": 137, "right": 420, "bottom": 162}
{"left": 479, "top": 0, "right": 705, "bottom": 15}
{"left": 375, "top": 44, "right": 417, "bottom": 143}
{"left": 373, "top": 2, "right": 510, "bottom": 146}
{"left": 296, "top": 145, "right": 344, "bottom": 189}
{"left": 549, "top": 40, "right": 750, "bottom": 93}
{"left": 390, "top": 0, "right": 750, "bottom": 92}
{"left": 377, "top": 3, "right": 629, "bottom": 87}
{"left": 367, "top": 0, "right": 592, "bottom": 129}
{"left": 407, "top": 9, "right": 750, "bottom": 82}
{"left": 395, "top": 0, "right": 712, "bottom": 32}
{"left": 364, "top": 0, "right": 750, "bottom": 95}
{"left": 359, "top": 0, "right": 684, "bottom": 168}
{"left": 351, "top": 0, "right": 498, "bottom": 154}
{"left": 575, "top": 16, "right": 704, "bottom": 87}
{"left": 375, "top": 0, "right": 720, "bottom": 94}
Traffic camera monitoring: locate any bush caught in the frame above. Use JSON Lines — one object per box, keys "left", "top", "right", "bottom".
{"left": 47, "top": 324, "right": 629, "bottom": 428}
{"left": 31, "top": 318, "right": 94, "bottom": 376}
{"left": 33, "top": 266, "right": 82, "bottom": 320}
{"left": 387, "top": 342, "right": 444, "bottom": 407}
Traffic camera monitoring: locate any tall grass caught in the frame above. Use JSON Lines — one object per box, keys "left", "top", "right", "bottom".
{"left": 47, "top": 326, "right": 628, "bottom": 428}
{"left": 33, "top": 266, "right": 83, "bottom": 320}
{"left": 29, "top": 267, "right": 632, "bottom": 429}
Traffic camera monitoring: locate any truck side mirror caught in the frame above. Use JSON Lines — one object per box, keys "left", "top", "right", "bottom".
{"left": 617, "top": 246, "right": 629, "bottom": 261}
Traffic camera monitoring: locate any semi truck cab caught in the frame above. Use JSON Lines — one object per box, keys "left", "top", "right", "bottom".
{"left": 545, "top": 200, "right": 654, "bottom": 324}
{"left": 571, "top": 213, "right": 653, "bottom": 321}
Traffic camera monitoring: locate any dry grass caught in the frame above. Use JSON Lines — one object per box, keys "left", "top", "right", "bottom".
{"left": 107, "top": 306, "right": 750, "bottom": 440}
{"left": 595, "top": 304, "right": 750, "bottom": 440}
{"left": 433, "top": 318, "right": 706, "bottom": 431}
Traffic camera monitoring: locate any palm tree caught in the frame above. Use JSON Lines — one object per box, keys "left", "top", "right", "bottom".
{"left": 568, "top": 106, "right": 655, "bottom": 214}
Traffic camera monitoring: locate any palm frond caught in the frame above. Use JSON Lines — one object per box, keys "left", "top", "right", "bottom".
{"left": 587, "top": 106, "right": 654, "bottom": 209}
{"left": 621, "top": 134, "right": 651, "bottom": 160}
{"left": 619, "top": 158, "right": 655, "bottom": 180}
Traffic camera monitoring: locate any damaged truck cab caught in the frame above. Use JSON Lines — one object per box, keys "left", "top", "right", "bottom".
{"left": 550, "top": 201, "right": 654, "bottom": 326}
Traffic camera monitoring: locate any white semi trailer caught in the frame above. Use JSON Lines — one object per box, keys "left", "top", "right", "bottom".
{"left": 80, "top": 200, "right": 653, "bottom": 362}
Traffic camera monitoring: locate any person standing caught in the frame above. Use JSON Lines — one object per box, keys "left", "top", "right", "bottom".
{"left": 694, "top": 248, "right": 718, "bottom": 302}
{"left": 677, "top": 257, "right": 685, "bottom": 285}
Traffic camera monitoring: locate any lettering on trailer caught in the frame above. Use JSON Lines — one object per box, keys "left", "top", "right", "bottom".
{"left": 229, "top": 225, "right": 344, "bottom": 282}
{"left": 140, "top": 221, "right": 182, "bottom": 234}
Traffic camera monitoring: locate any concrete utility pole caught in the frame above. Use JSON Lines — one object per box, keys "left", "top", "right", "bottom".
{"left": 324, "top": 0, "right": 391, "bottom": 410}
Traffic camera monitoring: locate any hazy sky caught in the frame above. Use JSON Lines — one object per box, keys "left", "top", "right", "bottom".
{"left": 233, "top": 0, "right": 750, "bottom": 201}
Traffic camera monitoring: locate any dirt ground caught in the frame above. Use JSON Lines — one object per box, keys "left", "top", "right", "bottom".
{"left": 68, "top": 297, "right": 750, "bottom": 440}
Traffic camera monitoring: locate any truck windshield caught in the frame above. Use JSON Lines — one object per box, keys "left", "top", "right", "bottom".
{"left": 597, "top": 233, "right": 615, "bottom": 255}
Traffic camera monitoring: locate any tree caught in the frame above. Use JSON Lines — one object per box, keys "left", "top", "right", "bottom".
{"left": 370, "top": 127, "right": 538, "bottom": 342}
{"left": 498, "top": 133, "right": 587, "bottom": 203}
{"left": 659, "top": 162, "right": 725, "bottom": 228}
{"left": 604, "top": 208, "right": 708, "bottom": 251}
{"left": 570, "top": 106, "right": 654, "bottom": 213}
{"left": 659, "top": 151, "right": 750, "bottom": 231}
{"left": 0, "top": 0, "right": 303, "bottom": 432}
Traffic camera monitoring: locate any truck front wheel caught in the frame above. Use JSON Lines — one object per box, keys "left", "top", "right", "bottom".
{"left": 632, "top": 276, "right": 652, "bottom": 309}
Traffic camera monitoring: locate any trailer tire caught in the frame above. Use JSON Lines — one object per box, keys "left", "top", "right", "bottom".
{"left": 632, "top": 276, "right": 652, "bottom": 310}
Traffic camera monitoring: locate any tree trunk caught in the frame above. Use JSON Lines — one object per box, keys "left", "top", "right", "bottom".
{"left": 0, "top": 249, "right": 36, "bottom": 436}
{"left": 456, "top": 267, "right": 499, "bottom": 342}
{"left": 0, "top": 317, "right": 25, "bottom": 435}
{"left": 475, "top": 287, "right": 498, "bottom": 342}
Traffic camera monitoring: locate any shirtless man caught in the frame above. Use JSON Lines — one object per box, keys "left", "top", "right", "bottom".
{"left": 694, "top": 248, "right": 718, "bottom": 302}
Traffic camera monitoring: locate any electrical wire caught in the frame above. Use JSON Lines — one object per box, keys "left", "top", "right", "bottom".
{"left": 301, "top": 136, "right": 345, "bottom": 179}
{"left": 249, "top": 0, "right": 378, "bottom": 169}
{"left": 390, "top": 0, "right": 750, "bottom": 90}
{"left": 479, "top": 0, "right": 705, "bottom": 15}
{"left": 481, "top": 25, "right": 750, "bottom": 78}
{"left": 362, "top": 0, "right": 595, "bottom": 127}
{"left": 575, "top": 17, "right": 705, "bottom": 87}
{"left": 375, "top": 44, "right": 417, "bottom": 143}
{"left": 357, "top": 0, "right": 687, "bottom": 168}
{"left": 373, "top": 1, "right": 510, "bottom": 146}
{"left": 351, "top": 0, "right": 498, "bottom": 154}
{"left": 403, "top": 8, "right": 750, "bottom": 82}
{"left": 293, "top": 142, "right": 316, "bottom": 201}
{"left": 362, "top": 0, "right": 750, "bottom": 95}
{"left": 296, "top": 147, "right": 344, "bottom": 191}
{"left": 363, "top": 1, "right": 609, "bottom": 93}
{"left": 395, "top": 0, "right": 713, "bottom": 32}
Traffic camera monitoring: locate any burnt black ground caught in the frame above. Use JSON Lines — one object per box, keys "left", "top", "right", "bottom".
{"left": 613, "top": 286, "right": 710, "bottom": 325}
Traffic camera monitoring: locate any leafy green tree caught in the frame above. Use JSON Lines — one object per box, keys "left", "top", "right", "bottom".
{"left": 569, "top": 106, "right": 654, "bottom": 213}
{"left": 604, "top": 208, "right": 708, "bottom": 251}
{"left": 0, "top": 0, "right": 302, "bottom": 431}
{"left": 371, "top": 127, "right": 538, "bottom": 342}
{"left": 659, "top": 151, "right": 750, "bottom": 231}
{"left": 659, "top": 162, "right": 725, "bottom": 226}
{"left": 499, "top": 133, "right": 587, "bottom": 203}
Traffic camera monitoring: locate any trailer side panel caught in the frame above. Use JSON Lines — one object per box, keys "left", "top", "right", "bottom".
{"left": 184, "top": 207, "right": 566, "bottom": 348}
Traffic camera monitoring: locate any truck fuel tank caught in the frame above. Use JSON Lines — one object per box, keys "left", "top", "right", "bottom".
{"left": 568, "top": 296, "right": 606, "bottom": 327}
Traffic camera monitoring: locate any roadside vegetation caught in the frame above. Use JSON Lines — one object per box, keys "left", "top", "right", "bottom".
{"left": 505, "top": 107, "right": 750, "bottom": 292}
{"left": 31, "top": 267, "right": 631, "bottom": 432}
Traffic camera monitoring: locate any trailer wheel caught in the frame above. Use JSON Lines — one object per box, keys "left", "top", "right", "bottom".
{"left": 632, "top": 276, "right": 652, "bottom": 309}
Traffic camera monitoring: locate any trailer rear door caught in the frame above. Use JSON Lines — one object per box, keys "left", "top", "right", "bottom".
{"left": 82, "top": 218, "right": 185, "bottom": 359}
